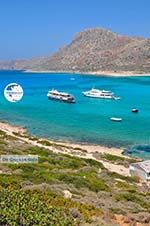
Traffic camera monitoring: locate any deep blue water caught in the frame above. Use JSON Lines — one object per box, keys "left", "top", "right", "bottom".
{"left": 0, "top": 70, "right": 150, "bottom": 158}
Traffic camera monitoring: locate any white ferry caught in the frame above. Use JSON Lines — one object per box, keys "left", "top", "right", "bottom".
{"left": 47, "top": 89, "right": 76, "bottom": 103}
{"left": 82, "top": 88, "right": 120, "bottom": 100}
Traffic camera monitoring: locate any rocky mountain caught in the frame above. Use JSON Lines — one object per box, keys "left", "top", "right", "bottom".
{"left": 0, "top": 59, "right": 26, "bottom": 70}
{"left": 1, "top": 28, "right": 150, "bottom": 73}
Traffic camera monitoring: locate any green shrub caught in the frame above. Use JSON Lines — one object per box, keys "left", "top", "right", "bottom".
{"left": 0, "top": 189, "right": 102, "bottom": 225}
{"left": 58, "top": 173, "right": 108, "bottom": 192}
{"left": 115, "top": 192, "right": 150, "bottom": 210}
{"left": 102, "top": 153, "right": 137, "bottom": 164}
{"left": 0, "top": 130, "right": 6, "bottom": 136}
{"left": 115, "top": 181, "right": 136, "bottom": 192}
{"left": 107, "top": 171, "right": 138, "bottom": 183}
{"left": 102, "top": 154, "right": 125, "bottom": 162}
{"left": 37, "top": 140, "right": 52, "bottom": 146}
{"left": 84, "top": 159, "right": 105, "bottom": 169}
{"left": 0, "top": 189, "right": 75, "bottom": 225}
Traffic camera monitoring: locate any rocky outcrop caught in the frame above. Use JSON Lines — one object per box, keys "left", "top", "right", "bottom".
{"left": 0, "top": 28, "right": 150, "bottom": 73}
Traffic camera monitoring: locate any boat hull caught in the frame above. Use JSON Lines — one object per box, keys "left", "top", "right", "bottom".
{"left": 132, "top": 109, "right": 139, "bottom": 113}
{"left": 82, "top": 88, "right": 120, "bottom": 100}
{"left": 48, "top": 96, "right": 76, "bottom": 103}
{"left": 83, "top": 93, "right": 115, "bottom": 99}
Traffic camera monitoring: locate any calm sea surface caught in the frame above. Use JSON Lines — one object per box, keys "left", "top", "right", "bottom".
{"left": 0, "top": 71, "right": 150, "bottom": 158}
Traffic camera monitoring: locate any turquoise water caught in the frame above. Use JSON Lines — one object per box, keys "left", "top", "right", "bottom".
{"left": 0, "top": 71, "right": 150, "bottom": 158}
{"left": 124, "top": 145, "right": 150, "bottom": 159}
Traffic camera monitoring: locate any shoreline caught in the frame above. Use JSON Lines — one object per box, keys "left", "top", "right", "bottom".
{"left": 0, "top": 121, "right": 125, "bottom": 158}
{"left": 1, "top": 121, "right": 141, "bottom": 176}
{"left": 24, "top": 69, "right": 150, "bottom": 77}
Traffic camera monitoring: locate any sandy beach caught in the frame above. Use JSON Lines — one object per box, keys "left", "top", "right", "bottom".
{"left": 24, "top": 69, "right": 150, "bottom": 77}
{"left": 0, "top": 121, "right": 132, "bottom": 176}
{"left": 0, "top": 122, "right": 26, "bottom": 134}
{"left": 0, "top": 121, "right": 123, "bottom": 157}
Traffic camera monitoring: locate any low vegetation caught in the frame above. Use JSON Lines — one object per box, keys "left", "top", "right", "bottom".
{"left": 0, "top": 131, "right": 150, "bottom": 225}
{"left": 115, "top": 192, "right": 150, "bottom": 210}
{"left": 0, "top": 189, "right": 103, "bottom": 225}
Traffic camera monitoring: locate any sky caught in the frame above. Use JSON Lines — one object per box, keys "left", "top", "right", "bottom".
{"left": 0, "top": 0, "right": 149, "bottom": 60}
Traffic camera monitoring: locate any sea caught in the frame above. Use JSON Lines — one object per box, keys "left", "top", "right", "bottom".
{"left": 0, "top": 70, "right": 150, "bottom": 159}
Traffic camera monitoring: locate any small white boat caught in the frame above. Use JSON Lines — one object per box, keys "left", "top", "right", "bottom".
{"left": 132, "top": 108, "right": 139, "bottom": 113}
{"left": 110, "top": 117, "right": 122, "bottom": 122}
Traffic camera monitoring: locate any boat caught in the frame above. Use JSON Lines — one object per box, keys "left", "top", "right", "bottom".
{"left": 132, "top": 108, "right": 139, "bottom": 113}
{"left": 82, "top": 88, "right": 120, "bottom": 100}
{"left": 110, "top": 117, "right": 122, "bottom": 122}
{"left": 47, "top": 89, "right": 76, "bottom": 103}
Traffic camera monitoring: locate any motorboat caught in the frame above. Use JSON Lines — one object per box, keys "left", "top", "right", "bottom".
{"left": 82, "top": 88, "right": 120, "bottom": 100}
{"left": 47, "top": 89, "right": 76, "bottom": 103}
{"left": 132, "top": 108, "right": 139, "bottom": 113}
{"left": 110, "top": 117, "right": 122, "bottom": 122}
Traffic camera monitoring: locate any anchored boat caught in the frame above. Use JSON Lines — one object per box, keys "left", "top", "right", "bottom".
{"left": 110, "top": 117, "right": 122, "bottom": 122}
{"left": 132, "top": 108, "right": 139, "bottom": 113}
{"left": 47, "top": 89, "right": 76, "bottom": 103}
{"left": 82, "top": 88, "right": 120, "bottom": 100}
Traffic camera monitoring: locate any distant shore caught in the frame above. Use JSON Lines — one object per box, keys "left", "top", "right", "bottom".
{"left": 24, "top": 69, "right": 150, "bottom": 77}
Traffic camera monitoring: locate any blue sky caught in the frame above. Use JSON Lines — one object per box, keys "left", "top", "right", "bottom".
{"left": 0, "top": 0, "right": 149, "bottom": 60}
